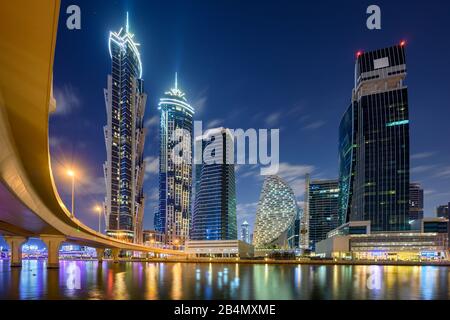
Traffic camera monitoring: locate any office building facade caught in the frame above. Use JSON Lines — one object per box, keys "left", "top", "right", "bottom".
{"left": 157, "top": 74, "right": 194, "bottom": 245}
{"left": 437, "top": 204, "right": 449, "bottom": 218}
{"left": 287, "top": 207, "right": 303, "bottom": 249}
{"left": 104, "top": 15, "right": 146, "bottom": 243}
{"left": 306, "top": 175, "right": 340, "bottom": 251}
{"left": 339, "top": 43, "right": 410, "bottom": 232}
{"left": 253, "top": 176, "right": 297, "bottom": 249}
{"left": 191, "top": 128, "right": 237, "bottom": 241}
{"left": 409, "top": 183, "right": 424, "bottom": 221}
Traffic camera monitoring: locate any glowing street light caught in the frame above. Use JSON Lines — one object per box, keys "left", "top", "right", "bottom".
{"left": 173, "top": 238, "right": 180, "bottom": 250}
{"left": 94, "top": 205, "right": 102, "bottom": 233}
{"left": 66, "top": 169, "right": 75, "bottom": 218}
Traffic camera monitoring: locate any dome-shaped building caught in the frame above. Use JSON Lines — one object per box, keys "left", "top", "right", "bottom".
{"left": 253, "top": 176, "right": 297, "bottom": 249}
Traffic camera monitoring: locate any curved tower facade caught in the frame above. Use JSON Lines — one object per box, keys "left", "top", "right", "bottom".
{"left": 157, "top": 74, "right": 194, "bottom": 245}
{"left": 104, "top": 14, "right": 147, "bottom": 243}
{"left": 253, "top": 176, "right": 297, "bottom": 249}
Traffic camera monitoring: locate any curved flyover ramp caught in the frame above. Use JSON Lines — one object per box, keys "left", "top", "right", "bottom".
{"left": 0, "top": 1, "right": 183, "bottom": 265}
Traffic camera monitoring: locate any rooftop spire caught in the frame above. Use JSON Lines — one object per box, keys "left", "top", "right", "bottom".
{"left": 175, "top": 72, "right": 178, "bottom": 90}
{"left": 126, "top": 11, "right": 129, "bottom": 33}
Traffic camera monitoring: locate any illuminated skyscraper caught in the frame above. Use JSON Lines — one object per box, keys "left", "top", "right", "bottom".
{"left": 104, "top": 13, "right": 146, "bottom": 243}
{"left": 253, "top": 176, "right": 297, "bottom": 249}
{"left": 241, "top": 221, "right": 250, "bottom": 244}
{"left": 157, "top": 74, "right": 194, "bottom": 245}
{"left": 339, "top": 43, "right": 410, "bottom": 232}
{"left": 306, "top": 175, "right": 339, "bottom": 250}
{"left": 191, "top": 128, "right": 237, "bottom": 240}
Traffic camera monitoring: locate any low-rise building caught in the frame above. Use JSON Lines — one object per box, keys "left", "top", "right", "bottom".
{"left": 143, "top": 230, "right": 165, "bottom": 247}
{"left": 185, "top": 240, "right": 254, "bottom": 258}
{"left": 316, "top": 219, "right": 449, "bottom": 261}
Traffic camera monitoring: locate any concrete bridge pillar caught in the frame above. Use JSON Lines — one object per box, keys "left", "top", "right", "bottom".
{"left": 96, "top": 248, "right": 105, "bottom": 262}
{"left": 111, "top": 248, "right": 120, "bottom": 263}
{"left": 41, "top": 235, "right": 66, "bottom": 269}
{"left": 4, "top": 236, "right": 27, "bottom": 267}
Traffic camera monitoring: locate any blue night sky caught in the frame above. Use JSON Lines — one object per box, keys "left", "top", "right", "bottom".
{"left": 48, "top": 0, "right": 450, "bottom": 237}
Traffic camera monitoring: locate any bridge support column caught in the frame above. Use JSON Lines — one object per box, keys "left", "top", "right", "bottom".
{"left": 4, "top": 236, "right": 27, "bottom": 268}
{"left": 111, "top": 248, "right": 120, "bottom": 263}
{"left": 41, "top": 235, "right": 66, "bottom": 269}
{"left": 96, "top": 248, "right": 105, "bottom": 262}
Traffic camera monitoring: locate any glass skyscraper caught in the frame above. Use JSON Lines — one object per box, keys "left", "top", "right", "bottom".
{"left": 409, "top": 183, "right": 424, "bottom": 221}
{"left": 191, "top": 128, "right": 237, "bottom": 241}
{"left": 339, "top": 43, "right": 410, "bottom": 232}
{"left": 306, "top": 175, "right": 339, "bottom": 251}
{"left": 287, "top": 207, "right": 303, "bottom": 249}
{"left": 104, "top": 14, "right": 146, "bottom": 243}
{"left": 156, "top": 74, "right": 194, "bottom": 245}
{"left": 253, "top": 176, "right": 297, "bottom": 249}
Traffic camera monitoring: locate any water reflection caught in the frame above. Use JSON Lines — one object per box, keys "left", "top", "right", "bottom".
{"left": 0, "top": 260, "right": 449, "bottom": 300}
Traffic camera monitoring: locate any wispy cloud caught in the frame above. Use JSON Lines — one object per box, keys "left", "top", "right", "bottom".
{"left": 411, "top": 165, "right": 437, "bottom": 174}
{"left": 237, "top": 202, "right": 258, "bottom": 219}
{"left": 265, "top": 112, "right": 282, "bottom": 126}
{"left": 411, "top": 152, "right": 436, "bottom": 160}
{"left": 147, "top": 187, "right": 159, "bottom": 202}
{"left": 303, "top": 120, "right": 325, "bottom": 130}
{"left": 144, "top": 156, "right": 159, "bottom": 180}
{"left": 49, "top": 136, "right": 63, "bottom": 148}
{"left": 439, "top": 166, "right": 450, "bottom": 178}
{"left": 206, "top": 119, "right": 223, "bottom": 129}
{"left": 53, "top": 84, "right": 81, "bottom": 116}
{"left": 144, "top": 116, "right": 159, "bottom": 130}
{"left": 192, "top": 88, "right": 208, "bottom": 114}
{"left": 76, "top": 176, "right": 105, "bottom": 196}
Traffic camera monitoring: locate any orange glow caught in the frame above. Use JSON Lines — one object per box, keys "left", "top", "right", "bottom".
{"left": 67, "top": 169, "right": 75, "bottom": 177}
{"left": 400, "top": 40, "right": 406, "bottom": 47}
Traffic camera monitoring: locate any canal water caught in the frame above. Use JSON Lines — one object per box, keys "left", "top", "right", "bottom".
{"left": 0, "top": 260, "right": 449, "bottom": 299}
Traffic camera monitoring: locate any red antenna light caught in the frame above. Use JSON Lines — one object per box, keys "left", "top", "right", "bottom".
{"left": 356, "top": 51, "right": 363, "bottom": 58}
{"left": 400, "top": 40, "right": 406, "bottom": 47}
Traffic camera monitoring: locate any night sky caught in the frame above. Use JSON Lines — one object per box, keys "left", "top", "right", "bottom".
{"left": 47, "top": 0, "right": 450, "bottom": 238}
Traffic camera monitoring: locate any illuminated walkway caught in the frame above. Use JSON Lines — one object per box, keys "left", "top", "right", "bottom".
{"left": 0, "top": 1, "right": 185, "bottom": 268}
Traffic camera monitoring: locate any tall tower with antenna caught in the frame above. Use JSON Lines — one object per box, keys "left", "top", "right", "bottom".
{"left": 156, "top": 74, "right": 195, "bottom": 245}
{"left": 104, "top": 13, "right": 147, "bottom": 243}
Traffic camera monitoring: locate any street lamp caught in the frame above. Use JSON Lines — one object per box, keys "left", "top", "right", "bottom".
{"left": 66, "top": 169, "right": 75, "bottom": 218}
{"left": 94, "top": 205, "right": 102, "bottom": 233}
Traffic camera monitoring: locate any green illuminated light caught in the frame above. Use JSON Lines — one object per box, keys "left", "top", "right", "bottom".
{"left": 386, "top": 120, "right": 409, "bottom": 127}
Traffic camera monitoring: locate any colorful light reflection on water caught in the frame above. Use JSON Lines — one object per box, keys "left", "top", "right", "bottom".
{"left": 0, "top": 260, "right": 449, "bottom": 300}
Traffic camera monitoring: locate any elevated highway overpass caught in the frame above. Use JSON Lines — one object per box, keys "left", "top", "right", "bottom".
{"left": 0, "top": 0, "right": 185, "bottom": 268}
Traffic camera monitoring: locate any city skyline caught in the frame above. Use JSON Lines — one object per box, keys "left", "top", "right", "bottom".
{"left": 48, "top": 0, "right": 450, "bottom": 238}
{"left": 2, "top": 0, "right": 450, "bottom": 306}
